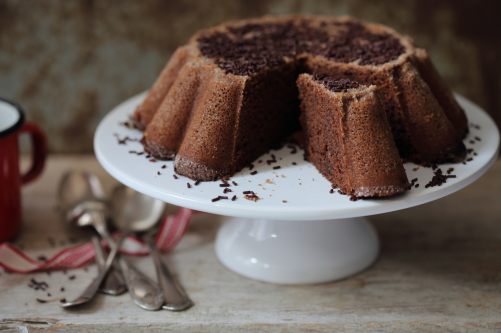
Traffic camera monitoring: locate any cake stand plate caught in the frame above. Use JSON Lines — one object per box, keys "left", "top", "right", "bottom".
{"left": 94, "top": 92, "right": 499, "bottom": 284}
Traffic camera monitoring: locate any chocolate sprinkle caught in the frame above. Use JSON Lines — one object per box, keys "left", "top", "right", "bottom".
{"left": 211, "top": 195, "right": 229, "bottom": 202}
{"left": 187, "top": 182, "right": 192, "bottom": 189}
{"left": 272, "top": 166, "right": 281, "bottom": 170}
{"left": 314, "top": 75, "right": 361, "bottom": 92}
{"left": 114, "top": 133, "right": 139, "bottom": 145}
{"left": 231, "top": 195, "right": 237, "bottom": 201}
{"left": 195, "top": 180, "right": 201, "bottom": 186}
{"left": 250, "top": 171, "right": 258, "bottom": 175}
{"left": 198, "top": 20, "right": 404, "bottom": 76}
{"left": 232, "top": 181, "right": 238, "bottom": 186}
{"left": 244, "top": 193, "right": 260, "bottom": 202}
{"left": 223, "top": 188, "right": 232, "bottom": 193}
{"left": 425, "top": 168, "right": 456, "bottom": 188}
{"left": 173, "top": 174, "right": 179, "bottom": 179}
{"left": 28, "top": 278, "right": 49, "bottom": 291}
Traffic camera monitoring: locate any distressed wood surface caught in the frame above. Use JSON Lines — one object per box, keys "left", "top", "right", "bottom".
{"left": 1, "top": 155, "right": 500, "bottom": 332}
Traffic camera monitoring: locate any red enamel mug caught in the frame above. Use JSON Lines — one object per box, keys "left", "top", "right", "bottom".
{"left": 0, "top": 98, "right": 47, "bottom": 242}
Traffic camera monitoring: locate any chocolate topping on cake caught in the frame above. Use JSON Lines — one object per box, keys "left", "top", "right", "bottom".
{"left": 314, "top": 75, "right": 361, "bottom": 92}
{"left": 198, "top": 20, "right": 405, "bottom": 76}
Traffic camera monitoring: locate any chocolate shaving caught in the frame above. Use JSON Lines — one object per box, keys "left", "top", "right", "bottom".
{"left": 244, "top": 193, "right": 260, "bottom": 202}
{"left": 425, "top": 168, "right": 456, "bottom": 188}
{"left": 113, "top": 133, "right": 139, "bottom": 145}
{"left": 211, "top": 195, "right": 229, "bottom": 202}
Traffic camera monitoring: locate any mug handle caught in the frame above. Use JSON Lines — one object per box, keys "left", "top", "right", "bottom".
{"left": 20, "top": 122, "right": 48, "bottom": 185}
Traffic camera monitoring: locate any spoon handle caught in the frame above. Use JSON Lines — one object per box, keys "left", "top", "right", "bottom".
{"left": 92, "top": 237, "right": 127, "bottom": 296}
{"left": 147, "top": 237, "right": 193, "bottom": 311}
{"left": 119, "top": 255, "right": 164, "bottom": 311}
{"left": 61, "top": 237, "right": 123, "bottom": 308}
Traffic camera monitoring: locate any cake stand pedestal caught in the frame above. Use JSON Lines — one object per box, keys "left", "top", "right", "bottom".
{"left": 216, "top": 217, "right": 378, "bottom": 284}
{"left": 94, "top": 92, "right": 499, "bottom": 284}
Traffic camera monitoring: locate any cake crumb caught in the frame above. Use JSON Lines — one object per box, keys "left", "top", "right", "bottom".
{"left": 244, "top": 193, "right": 260, "bottom": 202}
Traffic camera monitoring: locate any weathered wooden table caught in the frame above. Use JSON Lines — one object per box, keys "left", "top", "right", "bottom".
{"left": 1, "top": 155, "right": 500, "bottom": 332}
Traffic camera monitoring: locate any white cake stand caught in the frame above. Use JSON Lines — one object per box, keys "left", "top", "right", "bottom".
{"left": 94, "top": 92, "right": 499, "bottom": 284}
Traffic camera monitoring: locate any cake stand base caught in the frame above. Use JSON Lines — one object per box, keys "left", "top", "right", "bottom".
{"left": 215, "top": 218, "right": 379, "bottom": 284}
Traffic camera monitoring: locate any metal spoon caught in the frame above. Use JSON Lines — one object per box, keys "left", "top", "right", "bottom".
{"left": 61, "top": 236, "right": 125, "bottom": 308}
{"left": 111, "top": 185, "right": 193, "bottom": 311}
{"left": 58, "top": 171, "right": 126, "bottom": 295}
{"left": 59, "top": 172, "right": 162, "bottom": 310}
{"left": 79, "top": 199, "right": 163, "bottom": 310}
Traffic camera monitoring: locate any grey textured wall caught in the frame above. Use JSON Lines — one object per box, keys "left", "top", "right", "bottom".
{"left": 1, "top": 0, "right": 500, "bottom": 153}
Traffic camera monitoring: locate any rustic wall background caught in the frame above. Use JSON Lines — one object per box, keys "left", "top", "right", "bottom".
{"left": 1, "top": 0, "right": 500, "bottom": 153}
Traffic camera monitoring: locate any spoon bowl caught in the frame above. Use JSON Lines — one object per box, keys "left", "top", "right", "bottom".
{"left": 111, "top": 186, "right": 165, "bottom": 233}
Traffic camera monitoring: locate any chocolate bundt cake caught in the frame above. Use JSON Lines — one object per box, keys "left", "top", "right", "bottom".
{"left": 133, "top": 15, "right": 467, "bottom": 198}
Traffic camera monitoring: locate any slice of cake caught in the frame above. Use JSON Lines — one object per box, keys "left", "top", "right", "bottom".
{"left": 297, "top": 74, "right": 409, "bottom": 198}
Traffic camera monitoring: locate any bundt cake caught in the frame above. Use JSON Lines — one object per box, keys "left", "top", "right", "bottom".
{"left": 133, "top": 15, "right": 467, "bottom": 198}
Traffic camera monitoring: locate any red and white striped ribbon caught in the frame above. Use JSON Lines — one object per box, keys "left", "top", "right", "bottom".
{"left": 0, "top": 207, "right": 193, "bottom": 274}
